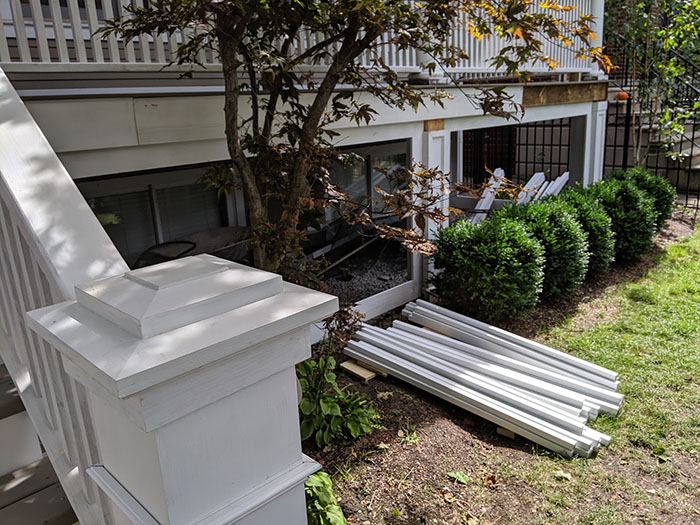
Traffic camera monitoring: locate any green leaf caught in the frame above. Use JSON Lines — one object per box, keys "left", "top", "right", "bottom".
{"left": 447, "top": 470, "right": 470, "bottom": 484}
{"left": 651, "top": 445, "right": 670, "bottom": 462}
{"left": 300, "top": 419, "right": 314, "bottom": 440}
{"left": 300, "top": 398, "right": 315, "bottom": 415}
{"left": 319, "top": 398, "right": 332, "bottom": 415}
{"left": 347, "top": 420, "right": 361, "bottom": 438}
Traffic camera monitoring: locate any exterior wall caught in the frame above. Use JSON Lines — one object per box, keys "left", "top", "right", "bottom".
{"left": 20, "top": 83, "right": 607, "bottom": 324}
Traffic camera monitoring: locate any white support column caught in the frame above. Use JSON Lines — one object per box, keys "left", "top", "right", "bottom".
{"left": 589, "top": 101, "right": 608, "bottom": 184}
{"left": 422, "top": 128, "right": 451, "bottom": 288}
{"left": 27, "top": 255, "right": 338, "bottom": 525}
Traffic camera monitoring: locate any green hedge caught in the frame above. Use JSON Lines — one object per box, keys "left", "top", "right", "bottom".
{"left": 559, "top": 188, "right": 616, "bottom": 276}
{"left": 611, "top": 167, "right": 676, "bottom": 231}
{"left": 493, "top": 199, "right": 590, "bottom": 300}
{"left": 586, "top": 178, "right": 656, "bottom": 262}
{"left": 431, "top": 218, "right": 544, "bottom": 321}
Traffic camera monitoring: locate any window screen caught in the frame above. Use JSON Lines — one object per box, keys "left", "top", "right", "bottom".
{"left": 86, "top": 191, "right": 156, "bottom": 266}
{"left": 156, "top": 183, "right": 224, "bottom": 241}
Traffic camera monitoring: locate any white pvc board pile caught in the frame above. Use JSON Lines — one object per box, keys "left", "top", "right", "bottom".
{"left": 344, "top": 299, "right": 622, "bottom": 457}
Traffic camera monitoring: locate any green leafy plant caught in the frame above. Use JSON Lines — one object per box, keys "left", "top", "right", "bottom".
{"left": 305, "top": 472, "right": 347, "bottom": 525}
{"left": 298, "top": 354, "right": 380, "bottom": 448}
{"left": 586, "top": 178, "right": 657, "bottom": 263}
{"left": 397, "top": 425, "right": 419, "bottom": 445}
{"left": 611, "top": 167, "right": 676, "bottom": 231}
{"left": 431, "top": 218, "right": 545, "bottom": 322}
{"left": 494, "top": 199, "right": 590, "bottom": 300}
{"left": 559, "top": 188, "right": 616, "bottom": 276}
{"left": 447, "top": 470, "right": 471, "bottom": 484}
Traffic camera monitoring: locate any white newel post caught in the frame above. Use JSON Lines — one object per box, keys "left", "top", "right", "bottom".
{"left": 26, "top": 254, "right": 338, "bottom": 525}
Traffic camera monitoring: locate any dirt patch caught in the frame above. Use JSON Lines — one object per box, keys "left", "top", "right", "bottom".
{"left": 303, "top": 212, "right": 700, "bottom": 524}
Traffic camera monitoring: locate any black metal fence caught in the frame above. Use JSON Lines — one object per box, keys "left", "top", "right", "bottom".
{"left": 459, "top": 118, "right": 571, "bottom": 187}
{"left": 604, "top": 34, "right": 700, "bottom": 208}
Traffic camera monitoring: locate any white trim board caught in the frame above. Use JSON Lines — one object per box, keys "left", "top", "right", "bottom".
{"left": 310, "top": 280, "right": 420, "bottom": 344}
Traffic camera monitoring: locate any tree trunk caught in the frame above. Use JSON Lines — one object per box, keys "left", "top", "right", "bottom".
{"left": 218, "top": 33, "right": 276, "bottom": 271}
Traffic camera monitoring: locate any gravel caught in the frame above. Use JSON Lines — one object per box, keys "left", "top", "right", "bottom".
{"left": 325, "top": 240, "right": 409, "bottom": 304}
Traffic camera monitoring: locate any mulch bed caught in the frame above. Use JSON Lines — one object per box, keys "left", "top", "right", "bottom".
{"left": 302, "top": 211, "right": 699, "bottom": 525}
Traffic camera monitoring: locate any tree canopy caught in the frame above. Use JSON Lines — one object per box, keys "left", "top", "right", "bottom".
{"left": 101, "top": 0, "right": 608, "bottom": 287}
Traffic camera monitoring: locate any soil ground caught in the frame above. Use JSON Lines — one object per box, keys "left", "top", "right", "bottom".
{"left": 303, "top": 211, "right": 700, "bottom": 525}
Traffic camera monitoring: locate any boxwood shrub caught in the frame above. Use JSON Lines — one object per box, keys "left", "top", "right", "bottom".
{"left": 586, "top": 178, "right": 656, "bottom": 262}
{"left": 611, "top": 167, "right": 676, "bottom": 230}
{"left": 559, "top": 188, "right": 615, "bottom": 276}
{"left": 431, "top": 218, "right": 544, "bottom": 322}
{"left": 494, "top": 199, "right": 590, "bottom": 300}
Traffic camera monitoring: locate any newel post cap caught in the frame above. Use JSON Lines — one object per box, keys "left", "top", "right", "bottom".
{"left": 26, "top": 254, "right": 338, "bottom": 400}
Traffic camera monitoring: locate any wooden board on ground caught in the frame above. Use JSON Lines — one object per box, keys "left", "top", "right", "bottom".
{"left": 497, "top": 427, "right": 516, "bottom": 440}
{"left": 341, "top": 360, "right": 377, "bottom": 382}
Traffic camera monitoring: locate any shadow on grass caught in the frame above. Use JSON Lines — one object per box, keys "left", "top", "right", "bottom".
{"left": 499, "top": 211, "right": 696, "bottom": 339}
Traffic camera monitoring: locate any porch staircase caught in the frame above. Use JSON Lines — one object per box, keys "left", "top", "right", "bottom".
{"left": 605, "top": 37, "right": 700, "bottom": 197}
{"left": 0, "top": 362, "right": 76, "bottom": 524}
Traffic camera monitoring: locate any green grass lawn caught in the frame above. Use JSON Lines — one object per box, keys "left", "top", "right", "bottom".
{"left": 502, "top": 227, "right": 700, "bottom": 523}
{"left": 329, "top": 223, "right": 700, "bottom": 524}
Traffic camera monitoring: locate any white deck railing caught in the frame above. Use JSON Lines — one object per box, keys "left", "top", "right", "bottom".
{"left": 0, "top": 66, "right": 338, "bottom": 524}
{"left": 0, "top": 67, "right": 128, "bottom": 523}
{"left": 0, "top": 0, "right": 597, "bottom": 75}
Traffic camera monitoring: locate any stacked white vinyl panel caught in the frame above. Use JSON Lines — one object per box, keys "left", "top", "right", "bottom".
{"left": 344, "top": 299, "right": 623, "bottom": 457}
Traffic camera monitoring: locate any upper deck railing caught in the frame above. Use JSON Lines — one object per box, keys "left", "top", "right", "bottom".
{"left": 0, "top": 0, "right": 599, "bottom": 77}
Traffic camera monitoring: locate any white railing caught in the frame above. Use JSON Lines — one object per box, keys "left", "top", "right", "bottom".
{"left": 0, "top": 0, "right": 597, "bottom": 75}
{"left": 0, "top": 67, "right": 128, "bottom": 523}
{"left": 0, "top": 65, "right": 338, "bottom": 524}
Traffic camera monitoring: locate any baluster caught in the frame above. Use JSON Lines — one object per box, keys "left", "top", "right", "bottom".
{"left": 50, "top": 346, "right": 94, "bottom": 501}
{"left": 48, "top": 0, "right": 70, "bottom": 62}
{"left": 0, "top": 207, "right": 56, "bottom": 429}
{"left": 12, "top": 228, "right": 52, "bottom": 409}
{"left": 84, "top": 0, "right": 104, "bottom": 63}
{"left": 0, "top": 13, "right": 10, "bottom": 62}
{"left": 9, "top": 0, "right": 31, "bottom": 61}
{"left": 153, "top": 31, "right": 166, "bottom": 63}
{"left": 44, "top": 340, "right": 80, "bottom": 465}
{"left": 119, "top": 0, "right": 136, "bottom": 62}
{"left": 168, "top": 31, "right": 179, "bottom": 62}
{"left": 67, "top": 377, "right": 102, "bottom": 506}
{"left": 28, "top": 0, "right": 51, "bottom": 62}
{"left": 133, "top": 0, "right": 151, "bottom": 63}
{"left": 99, "top": 0, "right": 121, "bottom": 63}
{"left": 0, "top": 207, "right": 36, "bottom": 373}
{"left": 66, "top": 0, "right": 87, "bottom": 61}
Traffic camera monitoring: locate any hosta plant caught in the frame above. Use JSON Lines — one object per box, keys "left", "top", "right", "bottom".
{"left": 305, "top": 471, "right": 347, "bottom": 525}
{"left": 298, "top": 354, "right": 379, "bottom": 448}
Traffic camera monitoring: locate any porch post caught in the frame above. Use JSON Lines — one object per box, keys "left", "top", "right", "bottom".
{"left": 27, "top": 254, "right": 338, "bottom": 525}
{"left": 589, "top": 101, "right": 608, "bottom": 184}
{"left": 422, "top": 125, "right": 451, "bottom": 289}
